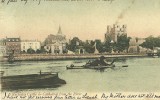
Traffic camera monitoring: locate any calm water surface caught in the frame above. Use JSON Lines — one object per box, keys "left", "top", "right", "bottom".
{"left": 1, "top": 57, "right": 160, "bottom": 92}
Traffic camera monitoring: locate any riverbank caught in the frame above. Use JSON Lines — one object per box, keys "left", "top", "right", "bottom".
{"left": 0, "top": 53, "right": 148, "bottom": 62}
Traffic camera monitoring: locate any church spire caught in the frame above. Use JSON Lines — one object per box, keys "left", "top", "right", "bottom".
{"left": 57, "top": 26, "right": 62, "bottom": 35}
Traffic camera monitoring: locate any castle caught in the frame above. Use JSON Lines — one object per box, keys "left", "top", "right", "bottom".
{"left": 104, "top": 24, "right": 127, "bottom": 43}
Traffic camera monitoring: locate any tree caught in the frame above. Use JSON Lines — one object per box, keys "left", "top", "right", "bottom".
{"left": 116, "top": 34, "right": 131, "bottom": 52}
{"left": 67, "top": 37, "right": 83, "bottom": 52}
{"left": 27, "top": 48, "right": 35, "bottom": 54}
{"left": 36, "top": 49, "right": 41, "bottom": 54}
{"left": 140, "top": 36, "right": 160, "bottom": 50}
{"left": 95, "top": 40, "right": 105, "bottom": 53}
{"left": 103, "top": 39, "right": 112, "bottom": 53}
{"left": 83, "top": 40, "right": 95, "bottom": 53}
{"left": 40, "top": 46, "right": 47, "bottom": 53}
{"left": 63, "top": 49, "right": 68, "bottom": 54}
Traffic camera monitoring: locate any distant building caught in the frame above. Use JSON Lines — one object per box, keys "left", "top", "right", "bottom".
{"left": 0, "top": 38, "right": 6, "bottom": 56}
{"left": 6, "top": 37, "right": 21, "bottom": 55}
{"left": 44, "top": 26, "right": 67, "bottom": 54}
{"left": 21, "top": 40, "right": 41, "bottom": 53}
{"left": 128, "top": 37, "right": 146, "bottom": 53}
{"left": 128, "top": 38, "right": 138, "bottom": 53}
{"left": 104, "top": 24, "right": 127, "bottom": 42}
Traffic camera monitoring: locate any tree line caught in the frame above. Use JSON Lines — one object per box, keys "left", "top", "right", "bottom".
{"left": 67, "top": 34, "right": 131, "bottom": 53}
{"left": 140, "top": 36, "right": 160, "bottom": 50}
{"left": 22, "top": 35, "right": 160, "bottom": 54}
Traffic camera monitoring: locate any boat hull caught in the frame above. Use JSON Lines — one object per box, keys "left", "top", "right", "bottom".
{"left": 0, "top": 73, "right": 66, "bottom": 90}
{"left": 66, "top": 65, "right": 115, "bottom": 70}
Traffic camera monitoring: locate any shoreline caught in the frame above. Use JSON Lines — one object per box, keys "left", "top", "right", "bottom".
{"left": 0, "top": 53, "right": 148, "bottom": 62}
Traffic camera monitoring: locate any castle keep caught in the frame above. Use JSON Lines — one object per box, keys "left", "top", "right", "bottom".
{"left": 104, "top": 24, "right": 127, "bottom": 42}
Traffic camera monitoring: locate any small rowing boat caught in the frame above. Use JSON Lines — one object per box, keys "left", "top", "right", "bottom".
{"left": 66, "top": 64, "right": 115, "bottom": 70}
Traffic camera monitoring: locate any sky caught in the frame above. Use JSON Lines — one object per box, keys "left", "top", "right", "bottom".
{"left": 0, "top": 0, "right": 160, "bottom": 41}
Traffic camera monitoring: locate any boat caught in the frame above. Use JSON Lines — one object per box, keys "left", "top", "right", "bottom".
{"left": 66, "top": 57, "right": 117, "bottom": 70}
{"left": 66, "top": 64, "right": 115, "bottom": 70}
{"left": 122, "top": 65, "right": 128, "bottom": 67}
{"left": 0, "top": 71, "right": 66, "bottom": 90}
{"left": 66, "top": 56, "right": 128, "bottom": 70}
{"left": 66, "top": 66, "right": 86, "bottom": 69}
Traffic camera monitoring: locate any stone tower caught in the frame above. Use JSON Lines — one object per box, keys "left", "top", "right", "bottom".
{"left": 104, "top": 24, "right": 127, "bottom": 43}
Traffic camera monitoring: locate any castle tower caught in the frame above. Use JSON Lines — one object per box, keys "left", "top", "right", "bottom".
{"left": 104, "top": 25, "right": 111, "bottom": 42}
{"left": 122, "top": 25, "right": 127, "bottom": 35}
{"left": 104, "top": 24, "right": 127, "bottom": 43}
{"left": 113, "top": 24, "right": 119, "bottom": 42}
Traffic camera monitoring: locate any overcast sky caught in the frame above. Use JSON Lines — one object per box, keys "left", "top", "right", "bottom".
{"left": 0, "top": 0, "right": 160, "bottom": 41}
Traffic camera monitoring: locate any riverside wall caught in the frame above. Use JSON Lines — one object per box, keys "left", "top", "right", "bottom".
{"left": 0, "top": 53, "right": 148, "bottom": 62}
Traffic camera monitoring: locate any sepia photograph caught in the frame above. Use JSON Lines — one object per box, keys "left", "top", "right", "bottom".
{"left": 0, "top": 0, "right": 160, "bottom": 99}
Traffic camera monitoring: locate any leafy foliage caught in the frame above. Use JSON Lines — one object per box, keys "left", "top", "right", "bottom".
{"left": 140, "top": 36, "right": 160, "bottom": 49}
{"left": 27, "top": 48, "right": 35, "bottom": 54}
{"left": 103, "top": 40, "right": 112, "bottom": 53}
{"left": 67, "top": 35, "right": 131, "bottom": 53}
{"left": 40, "top": 46, "right": 47, "bottom": 53}
{"left": 36, "top": 49, "right": 41, "bottom": 54}
{"left": 116, "top": 34, "right": 131, "bottom": 52}
{"left": 67, "top": 37, "right": 83, "bottom": 52}
{"left": 83, "top": 40, "right": 95, "bottom": 53}
{"left": 95, "top": 40, "right": 106, "bottom": 53}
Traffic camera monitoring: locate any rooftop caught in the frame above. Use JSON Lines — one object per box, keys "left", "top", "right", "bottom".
{"left": 6, "top": 38, "right": 21, "bottom": 42}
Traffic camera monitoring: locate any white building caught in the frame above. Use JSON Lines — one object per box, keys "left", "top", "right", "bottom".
{"left": 21, "top": 40, "right": 41, "bottom": 53}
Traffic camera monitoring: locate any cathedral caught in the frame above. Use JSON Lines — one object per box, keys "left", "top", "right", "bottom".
{"left": 44, "top": 26, "right": 67, "bottom": 54}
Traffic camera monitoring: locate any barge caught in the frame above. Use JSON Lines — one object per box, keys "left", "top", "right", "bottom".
{"left": 0, "top": 71, "right": 66, "bottom": 90}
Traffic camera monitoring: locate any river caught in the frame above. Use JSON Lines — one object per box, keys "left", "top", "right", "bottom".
{"left": 1, "top": 57, "right": 160, "bottom": 92}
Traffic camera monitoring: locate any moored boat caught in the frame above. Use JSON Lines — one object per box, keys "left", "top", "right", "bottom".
{"left": 0, "top": 71, "right": 66, "bottom": 90}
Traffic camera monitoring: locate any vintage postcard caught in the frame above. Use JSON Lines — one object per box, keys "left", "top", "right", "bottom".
{"left": 0, "top": 0, "right": 160, "bottom": 100}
